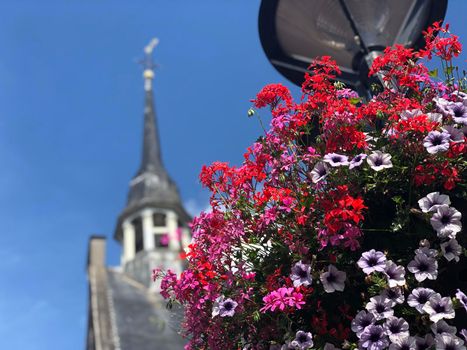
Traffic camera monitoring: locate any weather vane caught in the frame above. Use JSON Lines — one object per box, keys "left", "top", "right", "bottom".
{"left": 142, "top": 37, "right": 159, "bottom": 91}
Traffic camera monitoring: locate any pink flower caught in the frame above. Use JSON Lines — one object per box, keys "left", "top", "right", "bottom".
{"left": 260, "top": 208, "right": 277, "bottom": 226}
{"left": 152, "top": 267, "right": 162, "bottom": 282}
{"left": 271, "top": 114, "right": 289, "bottom": 130}
{"left": 260, "top": 287, "right": 305, "bottom": 313}
{"left": 336, "top": 88, "right": 359, "bottom": 99}
{"left": 280, "top": 196, "right": 295, "bottom": 213}
{"left": 242, "top": 272, "right": 256, "bottom": 280}
{"left": 159, "top": 269, "right": 177, "bottom": 299}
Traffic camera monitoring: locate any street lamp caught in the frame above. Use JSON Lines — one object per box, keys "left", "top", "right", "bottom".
{"left": 259, "top": 0, "right": 448, "bottom": 97}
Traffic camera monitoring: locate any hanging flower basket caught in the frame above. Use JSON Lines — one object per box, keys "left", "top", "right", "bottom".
{"left": 155, "top": 23, "right": 467, "bottom": 350}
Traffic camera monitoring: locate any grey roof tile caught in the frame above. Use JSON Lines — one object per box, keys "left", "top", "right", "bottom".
{"left": 107, "top": 269, "right": 186, "bottom": 350}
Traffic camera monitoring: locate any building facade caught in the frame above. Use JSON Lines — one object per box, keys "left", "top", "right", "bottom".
{"left": 86, "top": 41, "right": 190, "bottom": 350}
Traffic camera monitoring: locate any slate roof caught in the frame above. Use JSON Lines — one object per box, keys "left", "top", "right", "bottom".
{"left": 106, "top": 269, "right": 186, "bottom": 350}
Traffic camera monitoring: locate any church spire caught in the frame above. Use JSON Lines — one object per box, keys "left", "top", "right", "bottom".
{"left": 114, "top": 38, "right": 191, "bottom": 247}
{"left": 138, "top": 38, "right": 164, "bottom": 175}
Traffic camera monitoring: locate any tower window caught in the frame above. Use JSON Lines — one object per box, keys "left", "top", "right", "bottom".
{"left": 155, "top": 233, "right": 169, "bottom": 248}
{"left": 132, "top": 218, "right": 144, "bottom": 253}
{"left": 152, "top": 213, "right": 166, "bottom": 227}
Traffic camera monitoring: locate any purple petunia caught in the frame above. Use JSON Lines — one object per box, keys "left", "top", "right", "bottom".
{"left": 447, "top": 101, "right": 467, "bottom": 125}
{"left": 323, "top": 153, "right": 349, "bottom": 167}
{"left": 367, "top": 151, "right": 393, "bottom": 171}
{"left": 212, "top": 296, "right": 238, "bottom": 317}
{"left": 290, "top": 261, "right": 312, "bottom": 288}
{"left": 280, "top": 342, "right": 296, "bottom": 350}
{"left": 456, "top": 289, "right": 467, "bottom": 311}
{"left": 349, "top": 154, "right": 367, "bottom": 169}
{"left": 415, "top": 246, "right": 438, "bottom": 258}
{"left": 434, "top": 333, "right": 466, "bottom": 350}
{"left": 384, "top": 316, "right": 409, "bottom": 343}
{"left": 418, "top": 192, "right": 451, "bottom": 213}
{"left": 407, "top": 253, "right": 438, "bottom": 282}
{"left": 311, "top": 161, "right": 329, "bottom": 184}
{"left": 452, "top": 90, "right": 467, "bottom": 102}
{"left": 423, "top": 293, "right": 455, "bottom": 323}
{"left": 388, "top": 336, "right": 416, "bottom": 350}
{"left": 358, "top": 324, "right": 389, "bottom": 350}
{"left": 320, "top": 265, "right": 346, "bottom": 293}
{"left": 407, "top": 287, "right": 436, "bottom": 313}
{"left": 427, "top": 112, "right": 444, "bottom": 123}
{"left": 358, "top": 249, "right": 387, "bottom": 274}
{"left": 290, "top": 330, "right": 314, "bottom": 350}
{"left": 431, "top": 320, "right": 457, "bottom": 335}
{"left": 366, "top": 295, "right": 394, "bottom": 320}
{"left": 435, "top": 97, "right": 452, "bottom": 115}
{"left": 461, "top": 329, "right": 467, "bottom": 343}
{"left": 423, "top": 130, "right": 450, "bottom": 154}
{"left": 351, "top": 310, "right": 376, "bottom": 336}
{"left": 430, "top": 205, "right": 462, "bottom": 238}
{"left": 384, "top": 261, "right": 406, "bottom": 288}
{"left": 401, "top": 109, "right": 423, "bottom": 120}
{"left": 440, "top": 239, "right": 462, "bottom": 262}
{"left": 443, "top": 125, "right": 465, "bottom": 142}
{"left": 381, "top": 288, "right": 404, "bottom": 305}
{"left": 414, "top": 334, "right": 435, "bottom": 350}
{"left": 383, "top": 127, "right": 397, "bottom": 137}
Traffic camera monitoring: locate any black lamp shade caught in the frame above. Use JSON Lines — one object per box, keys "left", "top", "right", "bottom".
{"left": 259, "top": 0, "right": 448, "bottom": 91}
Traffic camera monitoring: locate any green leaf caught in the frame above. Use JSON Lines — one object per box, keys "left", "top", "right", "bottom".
{"left": 428, "top": 68, "right": 438, "bottom": 78}
{"left": 368, "top": 274, "right": 388, "bottom": 296}
{"left": 349, "top": 97, "right": 362, "bottom": 105}
{"left": 445, "top": 66, "right": 454, "bottom": 76}
{"left": 376, "top": 110, "right": 385, "bottom": 119}
{"left": 252, "top": 310, "right": 261, "bottom": 322}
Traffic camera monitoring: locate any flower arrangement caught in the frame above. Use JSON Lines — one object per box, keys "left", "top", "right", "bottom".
{"left": 155, "top": 23, "right": 467, "bottom": 350}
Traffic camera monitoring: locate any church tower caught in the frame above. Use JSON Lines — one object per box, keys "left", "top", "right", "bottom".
{"left": 114, "top": 39, "right": 191, "bottom": 289}
{"left": 86, "top": 40, "right": 189, "bottom": 350}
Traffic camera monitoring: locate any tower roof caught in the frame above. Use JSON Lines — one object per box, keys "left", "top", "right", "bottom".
{"left": 114, "top": 39, "right": 190, "bottom": 241}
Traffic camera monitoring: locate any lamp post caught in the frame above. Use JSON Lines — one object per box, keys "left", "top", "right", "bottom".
{"left": 258, "top": 0, "right": 447, "bottom": 97}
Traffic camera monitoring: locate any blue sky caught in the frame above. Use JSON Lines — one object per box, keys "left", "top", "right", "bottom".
{"left": 0, "top": 1, "right": 466, "bottom": 349}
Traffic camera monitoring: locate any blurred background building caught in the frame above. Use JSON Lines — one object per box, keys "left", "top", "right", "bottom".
{"left": 86, "top": 42, "right": 190, "bottom": 350}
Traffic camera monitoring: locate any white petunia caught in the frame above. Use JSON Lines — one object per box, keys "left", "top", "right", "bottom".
{"left": 320, "top": 265, "right": 346, "bottom": 293}
{"left": 418, "top": 192, "right": 451, "bottom": 213}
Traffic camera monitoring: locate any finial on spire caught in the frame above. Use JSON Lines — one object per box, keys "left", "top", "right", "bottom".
{"left": 142, "top": 38, "right": 159, "bottom": 91}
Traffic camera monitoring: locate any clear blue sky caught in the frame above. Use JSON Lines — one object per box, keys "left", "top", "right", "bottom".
{"left": 0, "top": 1, "right": 466, "bottom": 349}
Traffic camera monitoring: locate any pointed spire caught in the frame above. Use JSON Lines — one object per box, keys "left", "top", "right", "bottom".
{"left": 125, "top": 38, "right": 184, "bottom": 212}
{"left": 138, "top": 38, "right": 164, "bottom": 175}
{"left": 114, "top": 38, "right": 191, "bottom": 243}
